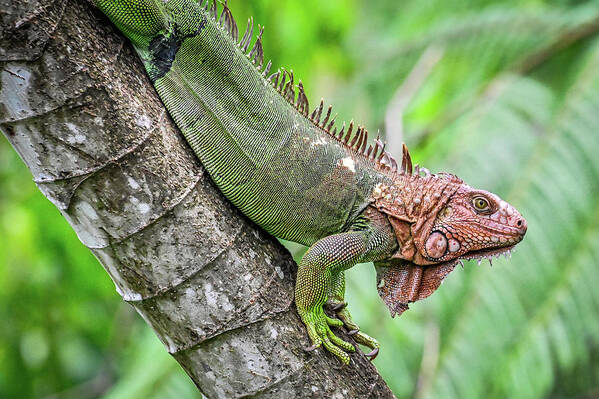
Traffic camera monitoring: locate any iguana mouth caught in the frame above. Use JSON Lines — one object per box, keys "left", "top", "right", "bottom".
{"left": 458, "top": 244, "right": 516, "bottom": 266}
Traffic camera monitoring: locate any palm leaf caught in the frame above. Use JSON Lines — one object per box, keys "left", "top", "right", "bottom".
{"left": 416, "top": 38, "right": 599, "bottom": 399}
{"left": 346, "top": 4, "right": 599, "bottom": 132}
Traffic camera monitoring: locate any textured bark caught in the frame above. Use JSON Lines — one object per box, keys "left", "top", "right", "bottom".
{"left": 0, "top": 1, "right": 395, "bottom": 398}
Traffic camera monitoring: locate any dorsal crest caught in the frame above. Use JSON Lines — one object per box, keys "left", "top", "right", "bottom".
{"left": 206, "top": 0, "right": 411, "bottom": 176}
{"left": 371, "top": 172, "right": 464, "bottom": 222}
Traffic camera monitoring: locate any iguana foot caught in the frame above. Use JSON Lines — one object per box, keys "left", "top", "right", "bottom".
{"left": 300, "top": 306, "right": 356, "bottom": 364}
{"left": 326, "top": 299, "right": 380, "bottom": 360}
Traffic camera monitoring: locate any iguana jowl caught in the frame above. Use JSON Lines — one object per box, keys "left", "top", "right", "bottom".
{"left": 94, "top": 0, "right": 528, "bottom": 364}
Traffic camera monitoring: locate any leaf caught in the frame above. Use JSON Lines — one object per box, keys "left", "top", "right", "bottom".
{"left": 420, "top": 37, "right": 599, "bottom": 399}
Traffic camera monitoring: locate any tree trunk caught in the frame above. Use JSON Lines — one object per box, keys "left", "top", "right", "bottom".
{"left": 0, "top": 0, "right": 395, "bottom": 397}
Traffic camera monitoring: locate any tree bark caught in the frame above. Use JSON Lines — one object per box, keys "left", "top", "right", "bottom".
{"left": 0, "top": 1, "right": 395, "bottom": 398}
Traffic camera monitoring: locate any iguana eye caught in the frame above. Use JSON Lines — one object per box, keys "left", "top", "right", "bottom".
{"left": 472, "top": 196, "right": 491, "bottom": 213}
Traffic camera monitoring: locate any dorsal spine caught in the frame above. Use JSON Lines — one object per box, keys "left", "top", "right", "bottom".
{"left": 205, "top": 0, "right": 417, "bottom": 176}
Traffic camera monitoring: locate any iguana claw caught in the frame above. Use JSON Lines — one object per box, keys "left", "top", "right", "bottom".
{"left": 365, "top": 347, "right": 379, "bottom": 361}
{"left": 326, "top": 301, "right": 347, "bottom": 312}
{"left": 303, "top": 344, "right": 319, "bottom": 352}
{"left": 332, "top": 305, "right": 380, "bottom": 357}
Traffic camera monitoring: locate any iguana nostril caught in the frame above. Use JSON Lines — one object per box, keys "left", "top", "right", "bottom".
{"left": 517, "top": 218, "right": 527, "bottom": 233}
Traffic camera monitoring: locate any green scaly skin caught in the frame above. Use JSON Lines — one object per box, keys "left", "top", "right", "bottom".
{"left": 93, "top": 0, "right": 528, "bottom": 365}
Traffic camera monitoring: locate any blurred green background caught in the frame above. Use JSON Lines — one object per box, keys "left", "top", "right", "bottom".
{"left": 2, "top": 0, "right": 599, "bottom": 397}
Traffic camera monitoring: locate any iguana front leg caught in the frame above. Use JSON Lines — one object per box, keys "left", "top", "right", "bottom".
{"left": 326, "top": 271, "right": 381, "bottom": 359}
{"left": 295, "top": 221, "right": 396, "bottom": 364}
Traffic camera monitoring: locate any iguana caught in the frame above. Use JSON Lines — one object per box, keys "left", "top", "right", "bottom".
{"left": 93, "top": 0, "right": 527, "bottom": 364}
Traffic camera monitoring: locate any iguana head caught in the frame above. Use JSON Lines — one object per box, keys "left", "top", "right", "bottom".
{"left": 419, "top": 184, "right": 527, "bottom": 264}
{"left": 372, "top": 145, "right": 527, "bottom": 317}
{"left": 372, "top": 146, "right": 527, "bottom": 267}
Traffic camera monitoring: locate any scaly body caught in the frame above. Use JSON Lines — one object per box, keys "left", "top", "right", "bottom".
{"left": 94, "top": 0, "right": 527, "bottom": 364}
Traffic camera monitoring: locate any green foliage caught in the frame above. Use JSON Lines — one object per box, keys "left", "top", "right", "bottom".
{"left": 2, "top": 0, "right": 599, "bottom": 397}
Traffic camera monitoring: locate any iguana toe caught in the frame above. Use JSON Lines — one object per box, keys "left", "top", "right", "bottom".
{"left": 324, "top": 313, "right": 343, "bottom": 328}
{"left": 352, "top": 331, "right": 380, "bottom": 353}
{"left": 301, "top": 307, "right": 356, "bottom": 364}
{"left": 334, "top": 307, "right": 359, "bottom": 331}
{"left": 333, "top": 304, "right": 380, "bottom": 354}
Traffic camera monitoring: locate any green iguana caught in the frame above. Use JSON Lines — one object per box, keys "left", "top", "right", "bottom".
{"left": 93, "top": 0, "right": 527, "bottom": 364}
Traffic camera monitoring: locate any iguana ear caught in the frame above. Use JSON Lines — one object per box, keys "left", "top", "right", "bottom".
{"left": 374, "top": 259, "right": 457, "bottom": 317}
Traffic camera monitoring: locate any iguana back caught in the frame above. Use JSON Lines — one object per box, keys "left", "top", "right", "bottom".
{"left": 96, "top": 0, "right": 394, "bottom": 246}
